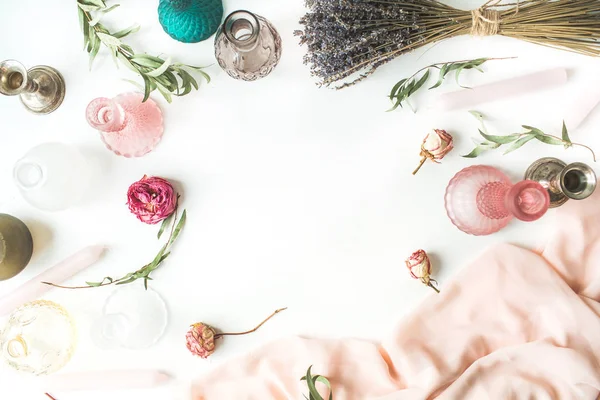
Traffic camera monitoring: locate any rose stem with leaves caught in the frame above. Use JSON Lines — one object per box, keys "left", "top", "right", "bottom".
{"left": 42, "top": 204, "right": 186, "bottom": 290}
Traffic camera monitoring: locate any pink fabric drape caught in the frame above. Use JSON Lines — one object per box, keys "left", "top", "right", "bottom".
{"left": 193, "top": 191, "right": 600, "bottom": 399}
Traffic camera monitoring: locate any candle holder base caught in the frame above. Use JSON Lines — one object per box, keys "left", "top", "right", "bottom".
{"left": 524, "top": 157, "right": 567, "bottom": 208}
{"left": 19, "top": 66, "right": 65, "bottom": 115}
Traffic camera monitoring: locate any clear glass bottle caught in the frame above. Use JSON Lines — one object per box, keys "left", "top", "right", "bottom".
{"left": 445, "top": 165, "right": 550, "bottom": 236}
{"left": 13, "top": 143, "right": 91, "bottom": 212}
{"left": 0, "top": 300, "right": 76, "bottom": 375}
{"left": 86, "top": 93, "right": 164, "bottom": 158}
{"left": 214, "top": 10, "right": 282, "bottom": 81}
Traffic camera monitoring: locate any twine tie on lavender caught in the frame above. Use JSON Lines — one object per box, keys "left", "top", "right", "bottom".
{"left": 471, "top": 8, "right": 500, "bottom": 36}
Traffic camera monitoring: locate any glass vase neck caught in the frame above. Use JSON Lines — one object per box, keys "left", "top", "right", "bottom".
{"left": 224, "top": 10, "right": 261, "bottom": 51}
{"left": 13, "top": 159, "right": 45, "bottom": 190}
{"left": 478, "top": 180, "right": 549, "bottom": 222}
{"left": 86, "top": 97, "right": 126, "bottom": 133}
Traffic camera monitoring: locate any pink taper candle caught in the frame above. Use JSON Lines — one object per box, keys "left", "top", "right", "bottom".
{"left": 0, "top": 245, "right": 106, "bottom": 316}
{"left": 44, "top": 370, "right": 172, "bottom": 391}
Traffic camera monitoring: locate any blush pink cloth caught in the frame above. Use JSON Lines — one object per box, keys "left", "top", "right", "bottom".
{"left": 192, "top": 191, "right": 600, "bottom": 400}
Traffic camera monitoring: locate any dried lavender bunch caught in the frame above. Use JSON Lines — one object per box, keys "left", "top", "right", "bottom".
{"left": 296, "top": 0, "right": 600, "bottom": 89}
{"left": 295, "top": 0, "right": 426, "bottom": 88}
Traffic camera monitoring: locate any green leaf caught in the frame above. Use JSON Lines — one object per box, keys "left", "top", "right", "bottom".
{"left": 115, "top": 276, "right": 137, "bottom": 285}
{"left": 157, "top": 214, "right": 173, "bottom": 239}
{"left": 429, "top": 63, "right": 449, "bottom": 89}
{"left": 112, "top": 24, "right": 141, "bottom": 39}
{"left": 97, "top": 32, "right": 122, "bottom": 47}
{"left": 534, "top": 134, "right": 564, "bottom": 145}
{"left": 314, "top": 376, "right": 333, "bottom": 400}
{"left": 85, "top": 276, "right": 113, "bottom": 287}
{"left": 117, "top": 52, "right": 138, "bottom": 73}
{"left": 81, "top": 10, "right": 90, "bottom": 50}
{"left": 142, "top": 75, "right": 152, "bottom": 102}
{"left": 146, "top": 57, "right": 172, "bottom": 78}
{"left": 389, "top": 79, "right": 407, "bottom": 100}
{"left": 168, "top": 210, "right": 187, "bottom": 248}
{"left": 78, "top": 3, "right": 102, "bottom": 12}
{"left": 462, "top": 145, "right": 492, "bottom": 158}
{"left": 562, "top": 121, "right": 572, "bottom": 147}
{"left": 408, "top": 69, "right": 430, "bottom": 96}
{"left": 89, "top": 4, "right": 119, "bottom": 26}
{"left": 503, "top": 134, "right": 536, "bottom": 155}
{"left": 305, "top": 366, "right": 324, "bottom": 400}
{"left": 478, "top": 129, "right": 520, "bottom": 144}
{"left": 89, "top": 32, "right": 102, "bottom": 70}
{"left": 469, "top": 110, "right": 484, "bottom": 123}
{"left": 155, "top": 79, "right": 173, "bottom": 103}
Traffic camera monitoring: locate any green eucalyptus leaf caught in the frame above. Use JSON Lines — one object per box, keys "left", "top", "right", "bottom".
{"left": 117, "top": 52, "right": 138, "bottom": 73}
{"left": 97, "top": 32, "right": 122, "bottom": 47}
{"left": 478, "top": 129, "right": 520, "bottom": 144}
{"left": 78, "top": 3, "right": 102, "bottom": 12}
{"left": 389, "top": 78, "right": 407, "bottom": 99}
{"left": 469, "top": 110, "right": 484, "bottom": 123}
{"left": 146, "top": 57, "right": 172, "bottom": 78}
{"left": 462, "top": 145, "right": 491, "bottom": 158}
{"left": 430, "top": 63, "right": 449, "bottom": 89}
{"left": 89, "top": 33, "right": 102, "bottom": 69}
{"left": 155, "top": 79, "right": 173, "bottom": 103}
{"left": 562, "top": 121, "right": 572, "bottom": 147}
{"left": 142, "top": 75, "right": 152, "bottom": 102}
{"left": 305, "top": 367, "right": 324, "bottom": 400}
{"left": 115, "top": 277, "right": 137, "bottom": 285}
{"left": 314, "top": 376, "right": 333, "bottom": 400}
{"left": 503, "top": 134, "right": 536, "bottom": 155}
{"left": 534, "top": 134, "right": 564, "bottom": 145}
{"left": 408, "top": 70, "right": 430, "bottom": 96}
{"left": 113, "top": 24, "right": 141, "bottom": 39}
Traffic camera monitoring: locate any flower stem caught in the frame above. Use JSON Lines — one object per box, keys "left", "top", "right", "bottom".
{"left": 45, "top": 394, "right": 57, "bottom": 400}
{"left": 427, "top": 281, "right": 440, "bottom": 293}
{"left": 412, "top": 157, "right": 427, "bottom": 175}
{"left": 215, "top": 308, "right": 287, "bottom": 339}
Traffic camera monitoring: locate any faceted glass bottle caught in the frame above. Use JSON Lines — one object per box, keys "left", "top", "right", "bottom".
{"left": 214, "top": 10, "right": 282, "bottom": 81}
{"left": 86, "top": 93, "right": 164, "bottom": 158}
{"left": 445, "top": 165, "right": 550, "bottom": 236}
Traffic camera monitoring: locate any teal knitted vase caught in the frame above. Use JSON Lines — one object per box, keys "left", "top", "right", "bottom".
{"left": 158, "top": 0, "right": 223, "bottom": 43}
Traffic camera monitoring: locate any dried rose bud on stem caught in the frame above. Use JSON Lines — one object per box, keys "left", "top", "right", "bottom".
{"left": 186, "top": 308, "right": 287, "bottom": 359}
{"left": 413, "top": 129, "right": 454, "bottom": 175}
{"left": 405, "top": 249, "right": 440, "bottom": 293}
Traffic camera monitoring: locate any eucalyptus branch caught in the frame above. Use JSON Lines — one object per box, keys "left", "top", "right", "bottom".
{"left": 77, "top": 0, "right": 210, "bottom": 103}
{"left": 464, "top": 111, "right": 597, "bottom": 161}
{"left": 388, "top": 57, "right": 515, "bottom": 111}
{"left": 42, "top": 206, "right": 187, "bottom": 290}
{"left": 301, "top": 366, "right": 333, "bottom": 400}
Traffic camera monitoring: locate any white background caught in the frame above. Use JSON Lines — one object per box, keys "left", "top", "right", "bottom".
{"left": 2, "top": 1, "right": 600, "bottom": 399}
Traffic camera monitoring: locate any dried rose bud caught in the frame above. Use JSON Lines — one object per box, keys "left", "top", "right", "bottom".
{"left": 413, "top": 129, "right": 454, "bottom": 175}
{"left": 405, "top": 249, "right": 440, "bottom": 293}
{"left": 127, "top": 175, "right": 177, "bottom": 224}
{"left": 186, "top": 323, "right": 216, "bottom": 359}
{"left": 186, "top": 308, "right": 287, "bottom": 359}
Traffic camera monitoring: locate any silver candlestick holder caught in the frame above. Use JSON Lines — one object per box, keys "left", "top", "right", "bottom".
{"left": 524, "top": 157, "right": 596, "bottom": 208}
{"left": 0, "top": 59, "right": 66, "bottom": 115}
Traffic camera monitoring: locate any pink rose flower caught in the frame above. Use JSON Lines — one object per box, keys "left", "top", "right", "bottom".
{"left": 413, "top": 129, "right": 454, "bottom": 175}
{"left": 186, "top": 323, "right": 217, "bottom": 359}
{"left": 127, "top": 175, "right": 177, "bottom": 224}
{"left": 405, "top": 249, "right": 440, "bottom": 293}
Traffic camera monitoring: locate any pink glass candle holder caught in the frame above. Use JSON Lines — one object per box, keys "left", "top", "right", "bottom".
{"left": 85, "top": 93, "right": 164, "bottom": 158}
{"left": 445, "top": 165, "right": 550, "bottom": 236}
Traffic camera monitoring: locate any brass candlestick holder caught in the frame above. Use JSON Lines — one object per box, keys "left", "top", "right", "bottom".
{"left": 525, "top": 157, "right": 597, "bottom": 208}
{"left": 0, "top": 59, "right": 65, "bottom": 114}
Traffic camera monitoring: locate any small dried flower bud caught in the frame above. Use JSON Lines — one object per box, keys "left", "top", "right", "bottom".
{"left": 127, "top": 175, "right": 177, "bottom": 224}
{"left": 423, "top": 129, "right": 454, "bottom": 160}
{"left": 405, "top": 249, "right": 440, "bottom": 293}
{"left": 413, "top": 129, "right": 454, "bottom": 175}
{"left": 186, "top": 323, "right": 216, "bottom": 359}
